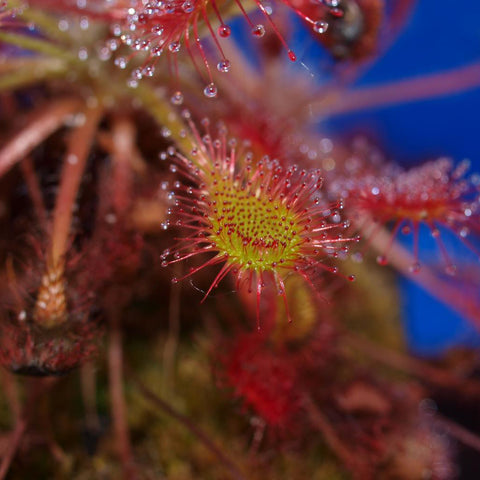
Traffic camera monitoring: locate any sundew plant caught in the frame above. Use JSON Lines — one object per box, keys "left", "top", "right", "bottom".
{"left": 0, "top": 0, "right": 480, "bottom": 479}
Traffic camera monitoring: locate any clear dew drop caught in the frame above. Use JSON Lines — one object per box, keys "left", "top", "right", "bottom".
{"left": 114, "top": 57, "right": 127, "bottom": 69}
{"left": 101, "top": 212, "right": 115, "bottom": 226}
{"left": 132, "top": 67, "right": 143, "bottom": 80}
{"left": 376, "top": 255, "right": 388, "bottom": 266}
{"left": 217, "top": 59, "right": 231, "bottom": 73}
{"left": 182, "top": 0, "right": 195, "bottom": 13}
{"left": 409, "top": 262, "right": 421, "bottom": 274}
{"left": 67, "top": 154, "right": 78, "bottom": 165}
{"left": 171, "top": 91, "right": 184, "bottom": 105}
{"left": 218, "top": 24, "right": 231, "bottom": 37}
{"left": 151, "top": 25, "right": 164, "bottom": 35}
{"left": 121, "top": 34, "right": 133, "bottom": 46}
{"left": 203, "top": 83, "right": 218, "bottom": 98}
{"left": 322, "top": 0, "right": 340, "bottom": 6}
{"left": 107, "top": 39, "right": 119, "bottom": 52}
{"left": 151, "top": 46, "right": 163, "bottom": 57}
{"left": 351, "top": 252, "right": 363, "bottom": 263}
{"left": 78, "top": 47, "right": 88, "bottom": 61}
{"left": 252, "top": 24, "right": 266, "bottom": 37}
{"left": 445, "top": 264, "right": 457, "bottom": 276}
{"left": 329, "top": 7, "right": 344, "bottom": 18}
{"left": 142, "top": 64, "right": 155, "bottom": 77}
{"left": 161, "top": 126, "right": 171, "bottom": 138}
{"left": 79, "top": 16, "right": 89, "bottom": 30}
{"left": 58, "top": 18, "right": 69, "bottom": 32}
{"left": 98, "top": 46, "right": 112, "bottom": 61}
{"left": 313, "top": 20, "right": 329, "bottom": 34}
{"left": 111, "top": 24, "right": 122, "bottom": 37}
{"left": 168, "top": 41, "right": 181, "bottom": 53}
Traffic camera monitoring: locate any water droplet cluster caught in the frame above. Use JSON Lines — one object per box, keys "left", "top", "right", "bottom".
{"left": 91, "top": 0, "right": 339, "bottom": 93}
{"left": 26, "top": 0, "right": 344, "bottom": 97}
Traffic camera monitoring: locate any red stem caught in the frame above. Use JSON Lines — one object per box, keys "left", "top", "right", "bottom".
{"left": 0, "top": 419, "right": 26, "bottom": 480}
{"left": 50, "top": 105, "right": 102, "bottom": 266}
{"left": 108, "top": 309, "right": 137, "bottom": 480}
{"left": 162, "top": 263, "right": 182, "bottom": 392}
{"left": 80, "top": 362, "right": 101, "bottom": 434}
{"left": 316, "top": 62, "right": 480, "bottom": 118}
{"left": 435, "top": 415, "right": 480, "bottom": 453}
{"left": 0, "top": 370, "right": 21, "bottom": 422}
{"left": 110, "top": 117, "right": 136, "bottom": 215}
{"left": 344, "top": 332, "right": 480, "bottom": 398}
{"left": 20, "top": 156, "right": 47, "bottom": 225}
{"left": 0, "top": 98, "right": 82, "bottom": 179}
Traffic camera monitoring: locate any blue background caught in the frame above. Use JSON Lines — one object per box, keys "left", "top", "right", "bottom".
{"left": 316, "top": 0, "right": 480, "bottom": 355}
